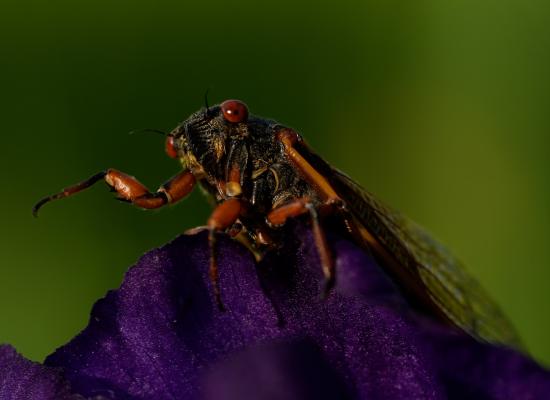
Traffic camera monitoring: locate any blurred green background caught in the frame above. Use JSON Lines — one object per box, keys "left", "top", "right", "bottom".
{"left": 1, "top": 0, "right": 549, "bottom": 365}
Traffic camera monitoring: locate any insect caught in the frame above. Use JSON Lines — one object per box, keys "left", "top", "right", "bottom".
{"left": 33, "top": 99, "right": 521, "bottom": 348}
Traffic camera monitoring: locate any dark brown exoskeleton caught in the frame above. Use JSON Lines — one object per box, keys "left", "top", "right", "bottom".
{"left": 34, "top": 99, "right": 521, "bottom": 349}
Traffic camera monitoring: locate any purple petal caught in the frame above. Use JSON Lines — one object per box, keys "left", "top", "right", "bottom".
{"left": 45, "top": 231, "right": 280, "bottom": 399}
{"left": 202, "top": 339, "right": 352, "bottom": 400}
{"left": 0, "top": 345, "right": 79, "bottom": 400}
{"left": 3, "top": 223, "right": 550, "bottom": 399}
{"left": 424, "top": 328, "right": 550, "bottom": 400}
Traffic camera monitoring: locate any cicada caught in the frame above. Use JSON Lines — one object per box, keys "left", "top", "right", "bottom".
{"left": 33, "top": 99, "right": 520, "bottom": 348}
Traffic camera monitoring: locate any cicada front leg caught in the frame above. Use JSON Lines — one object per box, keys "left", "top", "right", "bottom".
{"left": 33, "top": 169, "right": 196, "bottom": 216}
{"left": 206, "top": 197, "right": 244, "bottom": 310}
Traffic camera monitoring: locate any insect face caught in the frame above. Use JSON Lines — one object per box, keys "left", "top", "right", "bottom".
{"left": 171, "top": 101, "right": 277, "bottom": 183}
{"left": 176, "top": 105, "right": 230, "bottom": 174}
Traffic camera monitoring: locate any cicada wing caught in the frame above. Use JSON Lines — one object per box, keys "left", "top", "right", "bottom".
{"left": 331, "top": 169, "right": 522, "bottom": 348}
{"left": 295, "top": 142, "right": 521, "bottom": 348}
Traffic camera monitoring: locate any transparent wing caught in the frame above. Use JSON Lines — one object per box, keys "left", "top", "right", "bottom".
{"left": 329, "top": 169, "right": 522, "bottom": 348}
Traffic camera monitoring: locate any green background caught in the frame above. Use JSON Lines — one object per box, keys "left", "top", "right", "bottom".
{"left": 1, "top": 0, "right": 549, "bottom": 365}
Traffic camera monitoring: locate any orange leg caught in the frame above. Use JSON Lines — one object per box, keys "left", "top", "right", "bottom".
{"left": 33, "top": 169, "right": 196, "bottom": 216}
{"left": 276, "top": 129, "right": 341, "bottom": 205}
{"left": 225, "top": 166, "right": 243, "bottom": 197}
{"left": 267, "top": 198, "right": 335, "bottom": 296}
{"left": 207, "top": 198, "right": 243, "bottom": 310}
{"left": 266, "top": 198, "right": 310, "bottom": 227}
{"left": 273, "top": 128, "right": 352, "bottom": 295}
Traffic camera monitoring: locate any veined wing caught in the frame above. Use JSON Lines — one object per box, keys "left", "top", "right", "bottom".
{"left": 329, "top": 169, "right": 521, "bottom": 348}
{"left": 295, "top": 141, "right": 520, "bottom": 346}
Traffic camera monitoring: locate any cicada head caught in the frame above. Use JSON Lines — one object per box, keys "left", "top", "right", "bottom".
{"left": 169, "top": 99, "right": 278, "bottom": 180}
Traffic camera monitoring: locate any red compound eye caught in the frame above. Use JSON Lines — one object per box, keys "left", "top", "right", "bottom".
{"left": 221, "top": 99, "right": 249, "bottom": 123}
{"left": 165, "top": 136, "right": 178, "bottom": 159}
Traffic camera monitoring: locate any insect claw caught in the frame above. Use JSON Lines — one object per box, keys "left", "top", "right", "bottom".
{"left": 32, "top": 199, "right": 46, "bottom": 218}
{"left": 32, "top": 199, "right": 45, "bottom": 218}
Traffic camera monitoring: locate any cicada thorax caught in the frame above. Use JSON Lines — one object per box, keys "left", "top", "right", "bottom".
{"left": 186, "top": 115, "right": 317, "bottom": 210}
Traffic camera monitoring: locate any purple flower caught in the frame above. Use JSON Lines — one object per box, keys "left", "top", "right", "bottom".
{"left": 1, "top": 223, "right": 549, "bottom": 399}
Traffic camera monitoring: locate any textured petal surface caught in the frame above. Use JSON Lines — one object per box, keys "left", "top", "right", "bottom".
{"left": 2, "top": 224, "right": 550, "bottom": 399}
{"left": 0, "top": 345, "right": 79, "bottom": 400}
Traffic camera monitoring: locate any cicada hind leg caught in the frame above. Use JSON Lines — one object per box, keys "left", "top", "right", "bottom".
{"left": 267, "top": 198, "right": 343, "bottom": 297}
